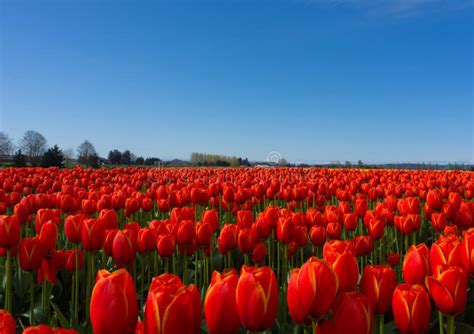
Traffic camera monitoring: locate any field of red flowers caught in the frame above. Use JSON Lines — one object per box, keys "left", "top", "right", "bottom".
{"left": 0, "top": 167, "right": 473, "bottom": 334}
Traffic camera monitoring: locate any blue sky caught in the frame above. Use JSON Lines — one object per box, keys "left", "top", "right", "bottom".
{"left": 1, "top": 0, "right": 473, "bottom": 164}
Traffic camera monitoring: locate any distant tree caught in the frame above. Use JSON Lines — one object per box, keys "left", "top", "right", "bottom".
{"left": 145, "top": 157, "right": 161, "bottom": 166}
{"left": 121, "top": 150, "right": 132, "bottom": 165}
{"left": 0, "top": 132, "right": 14, "bottom": 156}
{"left": 77, "top": 140, "right": 98, "bottom": 168}
{"left": 278, "top": 158, "right": 288, "bottom": 167}
{"left": 13, "top": 149, "right": 27, "bottom": 167}
{"left": 215, "top": 160, "right": 231, "bottom": 167}
{"left": 63, "top": 148, "right": 75, "bottom": 166}
{"left": 357, "top": 160, "right": 364, "bottom": 167}
{"left": 19, "top": 130, "right": 47, "bottom": 166}
{"left": 41, "top": 145, "right": 65, "bottom": 168}
{"left": 135, "top": 156, "right": 145, "bottom": 165}
{"left": 241, "top": 158, "right": 251, "bottom": 166}
{"left": 345, "top": 161, "right": 352, "bottom": 167}
{"left": 108, "top": 149, "right": 122, "bottom": 165}
{"left": 130, "top": 152, "right": 137, "bottom": 164}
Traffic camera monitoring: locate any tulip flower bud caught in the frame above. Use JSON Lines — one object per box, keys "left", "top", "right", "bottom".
{"left": 0, "top": 215, "right": 20, "bottom": 249}
{"left": 236, "top": 266, "right": 278, "bottom": 332}
{"left": 18, "top": 237, "right": 44, "bottom": 272}
{"left": 205, "top": 270, "right": 240, "bottom": 334}
{"left": 402, "top": 243, "right": 430, "bottom": 285}
{"left": 90, "top": 269, "right": 138, "bottom": 334}
{"left": 64, "top": 214, "right": 84, "bottom": 244}
{"left": 392, "top": 284, "right": 431, "bottom": 334}
{"left": 156, "top": 233, "right": 175, "bottom": 258}
{"left": 145, "top": 273, "right": 201, "bottom": 334}
{"left": 425, "top": 265, "right": 468, "bottom": 315}
{"left": 81, "top": 219, "right": 105, "bottom": 252}
{"left": 331, "top": 292, "right": 373, "bottom": 334}
{"left": 360, "top": 265, "right": 396, "bottom": 314}
{"left": 0, "top": 309, "right": 16, "bottom": 334}
{"left": 288, "top": 257, "right": 338, "bottom": 324}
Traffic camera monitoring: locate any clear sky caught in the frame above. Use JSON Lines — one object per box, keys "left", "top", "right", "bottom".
{"left": 1, "top": 0, "right": 473, "bottom": 164}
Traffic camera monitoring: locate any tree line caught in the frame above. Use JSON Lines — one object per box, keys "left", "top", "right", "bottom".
{"left": 0, "top": 130, "right": 160, "bottom": 168}
{"left": 190, "top": 152, "right": 250, "bottom": 167}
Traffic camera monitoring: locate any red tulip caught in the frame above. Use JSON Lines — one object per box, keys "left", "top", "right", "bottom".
{"left": 425, "top": 265, "right": 468, "bottom": 315}
{"left": 352, "top": 235, "right": 374, "bottom": 257}
{"left": 323, "top": 240, "right": 359, "bottom": 291}
{"left": 287, "top": 257, "right": 338, "bottom": 324}
{"left": 18, "top": 237, "right": 44, "bottom": 272}
{"left": 156, "top": 233, "right": 175, "bottom": 258}
{"left": 0, "top": 309, "right": 15, "bottom": 334}
{"left": 343, "top": 213, "right": 357, "bottom": 231}
{"left": 386, "top": 252, "right": 400, "bottom": 267}
{"left": 392, "top": 284, "right": 431, "bottom": 334}
{"left": 195, "top": 221, "right": 213, "bottom": 247}
{"left": 264, "top": 206, "right": 279, "bottom": 228}
{"left": 251, "top": 242, "right": 267, "bottom": 264}
{"left": 90, "top": 269, "right": 138, "bottom": 334}
{"left": 368, "top": 218, "right": 384, "bottom": 240}
{"left": 0, "top": 215, "right": 20, "bottom": 249}
{"left": 145, "top": 273, "right": 201, "bottom": 334}
{"left": 326, "top": 222, "right": 342, "bottom": 239}
{"left": 277, "top": 217, "right": 295, "bottom": 244}
{"left": 65, "top": 249, "right": 84, "bottom": 272}
{"left": 14, "top": 203, "right": 29, "bottom": 225}
{"left": 427, "top": 189, "right": 442, "bottom": 210}
{"left": 460, "top": 228, "right": 474, "bottom": 276}
{"left": 430, "top": 212, "right": 446, "bottom": 231}
{"left": 138, "top": 228, "right": 156, "bottom": 253}
{"left": 237, "top": 210, "right": 253, "bottom": 230}
{"left": 23, "top": 325, "right": 54, "bottom": 334}
{"left": 98, "top": 209, "right": 118, "bottom": 230}
{"left": 35, "top": 209, "right": 60, "bottom": 233}
{"left": 430, "top": 235, "right": 462, "bottom": 273}
{"left": 112, "top": 229, "right": 137, "bottom": 265}
{"left": 331, "top": 291, "right": 373, "bottom": 334}
{"left": 176, "top": 220, "right": 195, "bottom": 246}
{"left": 38, "top": 220, "right": 58, "bottom": 255}
{"left": 360, "top": 265, "right": 396, "bottom": 314}
{"left": 218, "top": 224, "right": 237, "bottom": 255}
{"left": 81, "top": 218, "right": 105, "bottom": 251}
{"left": 64, "top": 214, "right": 84, "bottom": 244}
{"left": 355, "top": 199, "right": 368, "bottom": 218}
{"left": 202, "top": 209, "right": 219, "bottom": 232}
{"left": 237, "top": 229, "right": 254, "bottom": 254}
{"left": 236, "top": 266, "right": 278, "bottom": 331}
{"left": 309, "top": 225, "right": 326, "bottom": 246}
{"left": 204, "top": 270, "right": 240, "bottom": 334}
{"left": 402, "top": 243, "right": 430, "bottom": 285}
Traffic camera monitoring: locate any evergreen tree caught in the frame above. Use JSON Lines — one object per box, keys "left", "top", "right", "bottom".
{"left": 13, "top": 149, "right": 27, "bottom": 167}
{"left": 41, "top": 145, "right": 65, "bottom": 168}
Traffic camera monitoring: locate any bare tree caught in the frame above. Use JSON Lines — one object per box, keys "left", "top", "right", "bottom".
{"left": 0, "top": 132, "right": 15, "bottom": 156}
{"left": 77, "top": 140, "right": 99, "bottom": 167}
{"left": 63, "top": 148, "right": 75, "bottom": 166}
{"left": 19, "top": 130, "right": 47, "bottom": 166}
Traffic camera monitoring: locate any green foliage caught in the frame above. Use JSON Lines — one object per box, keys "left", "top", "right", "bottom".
{"left": 13, "top": 150, "right": 28, "bottom": 167}
{"left": 41, "top": 145, "right": 65, "bottom": 168}
{"left": 190, "top": 152, "right": 248, "bottom": 167}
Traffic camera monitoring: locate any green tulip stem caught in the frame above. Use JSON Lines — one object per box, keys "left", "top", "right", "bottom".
{"left": 438, "top": 311, "right": 444, "bottom": 334}
{"left": 74, "top": 245, "right": 79, "bottom": 327}
{"left": 446, "top": 315, "right": 454, "bottom": 334}
{"left": 5, "top": 249, "right": 12, "bottom": 312}
{"left": 29, "top": 272, "right": 35, "bottom": 325}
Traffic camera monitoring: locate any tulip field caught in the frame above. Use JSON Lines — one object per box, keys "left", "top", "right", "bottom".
{"left": 0, "top": 167, "right": 473, "bottom": 334}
